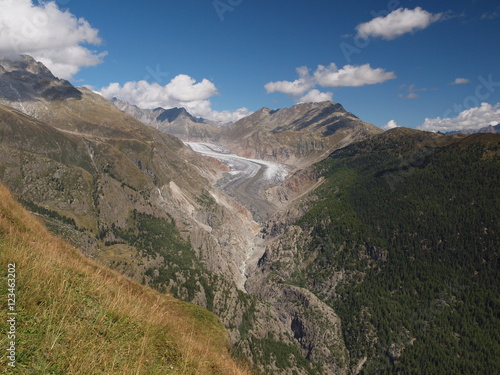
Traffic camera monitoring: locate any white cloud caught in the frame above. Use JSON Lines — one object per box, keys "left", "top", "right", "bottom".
{"left": 356, "top": 7, "right": 443, "bottom": 40}
{"left": 314, "top": 63, "right": 396, "bottom": 87}
{"left": 418, "top": 102, "right": 500, "bottom": 132}
{"left": 265, "top": 62, "right": 395, "bottom": 102}
{"left": 298, "top": 89, "right": 333, "bottom": 103}
{"left": 264, "top": 66, "right": 314, "bottom": 96}
{"left": 99, "top": 77, "right": 250, "bottom": 123}
{"left": 163, "top": 74, "right": 218, "bottom": 102}
{"left": 451, "top": 78, "right": 470, "bottom": 85}
{"left": 0, "top": 0, "right": 105, "bottom": 80}
{"left": 203, "top": 107, "right": 252, "bottom": 123}
{"left": 382, "top": 120, "right": 400, "bottom": 130}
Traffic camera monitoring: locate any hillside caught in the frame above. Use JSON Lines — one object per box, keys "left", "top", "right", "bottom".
{"left": 249, "top": 129, "right": 500, "bottom": 373}
{"left": 0, "top": 57, "right": 342, "bottom": 374}
{"left": 218, "top": 101, "right": 383, "bottom": 167}
{"left": 0, "top": 184, "right": 248, "bottom": 374}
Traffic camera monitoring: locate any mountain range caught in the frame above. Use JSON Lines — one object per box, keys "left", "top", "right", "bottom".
{"left": 112, "top": 97, "right": 222, "bottom": 141}
{"left": 0, "top": 55, "right": 498, "bottom": 374}
{"left": 445, "top": 123, "right": 500, "bottom": 135}
{"left": 117, "top": 96, "right": 383, "bottom": 168}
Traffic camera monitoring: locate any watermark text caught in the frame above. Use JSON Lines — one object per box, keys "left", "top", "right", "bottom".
{"left": 5, "top": 263, "right": 17, "bottom": 368}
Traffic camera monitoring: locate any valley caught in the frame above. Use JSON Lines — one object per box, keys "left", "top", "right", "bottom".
{"left": 0, "top": 56, "right": 498, "bottom": 375}
{"left": 184, "top": 142, "right": 291, "bottom": 291}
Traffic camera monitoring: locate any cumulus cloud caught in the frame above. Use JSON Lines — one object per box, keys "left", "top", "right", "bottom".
{"left": 382, "top": 120, "right": 400, "bottom": 130}
{"left": 356, "top": 7, "right": 443, "bottom": 40}
{"left": 418, "top": 102, "right": 500, "bottom": 132}
{"left": 451, "top": 78, "right": 470, "bottom": 85}
{"left": 314, "top": 63, "right": 396, "bottom": 87}
{"left": 298, "top": 89, "right": 333, "bottom": 103}
{"left": 265, "top": 63, "right": 395, "bottom": 103}
{"left": 99, "top": 77, "right": 250, "bottom": 123}
{"left": 264, "top": 66, "right": 314, "bottom": 96}
{"left": 0, "top": 0, "right": 105, "bottom": 80}
{"left": 204, "top": 107, "right": 252, "bottom": 123}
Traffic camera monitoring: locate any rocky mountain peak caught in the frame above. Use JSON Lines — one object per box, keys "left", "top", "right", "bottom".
{"left": 0, "top": 54, "right": 54, "bottom": 78}
{"left": 293, "top": 100, "right": 344, "bottom": 110}
{"left": 250, "top": 101, "right": 345, "bottom": 120}
{"left": 156, "top": 107, "right": 199, "bottom": 123}
{"left": 0, "top": 55, "right": 81, "bottom": 106}
{"left": 218, "top": 100, "right": 382, "bottom": 166}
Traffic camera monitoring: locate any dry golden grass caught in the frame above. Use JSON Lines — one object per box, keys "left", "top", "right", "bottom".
{"left": 0, "top": 184, "right": 250, "bottom": 374}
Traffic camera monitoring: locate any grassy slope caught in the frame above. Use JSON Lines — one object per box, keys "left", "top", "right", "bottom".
{"left": 0, "top": 184, "right": 249, "bottom": 374}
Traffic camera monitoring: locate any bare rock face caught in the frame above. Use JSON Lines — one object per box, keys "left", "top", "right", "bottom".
{"left": 244, "top": 220, "right": 350, "bottom": 374}
{"left": 263, "top": 167, "right": 322, "bottom": 208}
{"left": 240, "top": 166, "right": 352, "bottom": 374}
{"left": 0, "top": 54, "right": 54, "bottom": 77}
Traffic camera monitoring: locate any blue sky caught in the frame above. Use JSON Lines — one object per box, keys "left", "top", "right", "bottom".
{"left": 1, "top": 0, "right": 500, "bottom": 130}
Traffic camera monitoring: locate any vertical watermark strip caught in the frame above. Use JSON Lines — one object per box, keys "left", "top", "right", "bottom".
{"left": 5, "top": 263, "right": 17, "bottom": 369}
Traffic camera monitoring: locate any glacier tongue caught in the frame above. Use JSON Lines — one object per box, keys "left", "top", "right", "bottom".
{"left": 185, "top": 142, "right": 289, "bottom": 185}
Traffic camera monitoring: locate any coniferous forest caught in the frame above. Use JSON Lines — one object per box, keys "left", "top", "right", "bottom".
{"left": 288, "top": 131, "right": 500, "bottom": 373}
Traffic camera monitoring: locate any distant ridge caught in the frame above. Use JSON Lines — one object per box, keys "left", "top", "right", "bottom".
{"left": 112, "top": 98, "right": 221, "bottom": 141}
{"left": 445, "top": 123, "right": 500, "bottom": 135}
